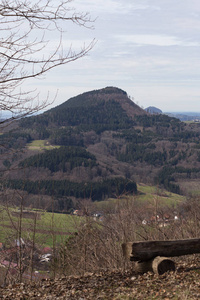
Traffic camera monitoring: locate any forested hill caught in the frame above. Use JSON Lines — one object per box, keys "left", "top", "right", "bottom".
{"left": 1, "top": 86, "right": 200, "bottom": 211}
{"left": 20, "top": 87, "right": 146, "bottom": 133}
{"left": 48, "top": 86, "right": 146, "bottom": 116}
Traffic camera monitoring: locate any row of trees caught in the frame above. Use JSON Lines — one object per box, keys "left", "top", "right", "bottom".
{"left": 19, "top": 146, "right": 97, "bottom": 172}
{"left": 4, "top": 177, "right": 137, "bottom": 202}
{"left": 135, "top": 114, "right": 180, "bottom": 128}
{"left": 155, "top": 166, "right": 200, "bottom": 193}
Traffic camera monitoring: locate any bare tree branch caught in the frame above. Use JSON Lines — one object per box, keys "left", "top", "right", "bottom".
{"left": 0, "top": 0, "right": 95, "bottom": 124}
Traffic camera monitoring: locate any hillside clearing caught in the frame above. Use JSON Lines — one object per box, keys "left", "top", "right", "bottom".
{"left": 27, "top": 140, "right": 59, "bottom": 151}
{"left": 93, "top": 184, "right": 186, "bottom": 211}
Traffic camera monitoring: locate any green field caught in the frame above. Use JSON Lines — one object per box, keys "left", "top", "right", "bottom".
{"left": 136, "top": 184, "right": 185, "bottom": 206}
{"left": 93, "top": 183, "right": 186, "bottom": 211}
{"left": 0, "top": 208, "right": 81, "bottom": 247}
{"left": 0, "top": 184, "right": 186, "bottom": 248}
{"left": 27, "top": 140, "right": 60, "bottom": 151}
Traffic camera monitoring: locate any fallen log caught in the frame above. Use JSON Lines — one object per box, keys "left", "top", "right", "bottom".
{"left": 134, "top": 256, "right": 175, "bottom": 275}
{"left": 122, "top": 238, "right": 200, "bottom": 262}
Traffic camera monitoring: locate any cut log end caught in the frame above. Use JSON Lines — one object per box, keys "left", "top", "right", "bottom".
{"left": 122, "top": 242, "right": 133, "bottom": 259}
{"left": 134, "top": 256, "right": 175, "bottom": 275}
{"left": 152, "top": 256, "right": 176, "bottom": 275}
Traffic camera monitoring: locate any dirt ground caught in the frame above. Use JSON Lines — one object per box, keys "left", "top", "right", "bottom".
{"left": 1, "top": 255, "right": 200, "bottom": 299}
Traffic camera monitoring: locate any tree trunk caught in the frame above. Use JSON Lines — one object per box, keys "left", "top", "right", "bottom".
{"left": 134, "top": 256, "right": 175, "bottom": 275}
{"left": 122, "top": 238, "right": 200, "bottom": 261}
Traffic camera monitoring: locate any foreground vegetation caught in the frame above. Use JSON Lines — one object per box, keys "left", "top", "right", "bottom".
{"left": 0, "top": 181, "right": 199, "bottom": 286}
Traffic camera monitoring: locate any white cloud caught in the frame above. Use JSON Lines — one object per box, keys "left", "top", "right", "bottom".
{"left": 115, "top": 34, "right": 199, "bottom": 47}
{"left": 75, "top": 0, "right": 150, "bottom": 14}
{"left": 116, "top": 35, "right": 180, "bottom": 47}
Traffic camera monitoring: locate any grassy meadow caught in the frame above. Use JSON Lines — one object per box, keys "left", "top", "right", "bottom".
{"left": 0, "top": 208, "right": 81, "bottom": 248}
{"left": 0, "top": 183, "right": 187, "bottom": 248}
{"left": 93, "top": 183, "right": 186, "bottom": 212}
{"left": 27, "top": 140, "right": 60, "bottom": 151}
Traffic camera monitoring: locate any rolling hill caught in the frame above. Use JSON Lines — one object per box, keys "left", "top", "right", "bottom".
{"left": 1, "top": 86, "right": 200, "bottom": 211}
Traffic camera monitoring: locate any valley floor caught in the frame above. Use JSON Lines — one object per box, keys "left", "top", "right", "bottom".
{"left": 1, "top": 255, "right": 200, "bottom": 299}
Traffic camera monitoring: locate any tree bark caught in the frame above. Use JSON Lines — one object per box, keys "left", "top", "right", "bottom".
{"left": 134, "top": 256, "right": 175, "bottom": 275}
{"left": 122, "top": 238, "right": 200, "bottom": 261}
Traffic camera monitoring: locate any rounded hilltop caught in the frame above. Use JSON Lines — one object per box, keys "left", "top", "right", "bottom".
{"left": 50, "top": 86, "right": 146, "bottom": 118}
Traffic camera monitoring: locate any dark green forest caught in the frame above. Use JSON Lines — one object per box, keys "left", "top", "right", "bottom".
{"left": 4, "top": 177, "right": 137, "bottom": 202}
{"left": 20, "top": 99, "right": 134, "bottom": 135}
{"left": 19, "top": 146, "right": 97, "bottom": 172}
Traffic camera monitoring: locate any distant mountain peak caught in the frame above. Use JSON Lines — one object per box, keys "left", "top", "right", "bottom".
{"left": 145, "top": 106, "right": 162, "bottom": 114}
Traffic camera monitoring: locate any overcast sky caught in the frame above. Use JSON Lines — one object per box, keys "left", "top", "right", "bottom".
{"left": 35, "top": 0, "right": 200, "bottom": 113}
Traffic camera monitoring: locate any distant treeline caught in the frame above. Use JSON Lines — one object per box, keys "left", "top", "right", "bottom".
{"left": 4, "top": 177, "right": 137, "bottom": 202}
{"left": 155, "top": 166, "right": 200, "bottom": 194}
{"left": 135, "top": 114, "right": 180, "bottom": 128}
